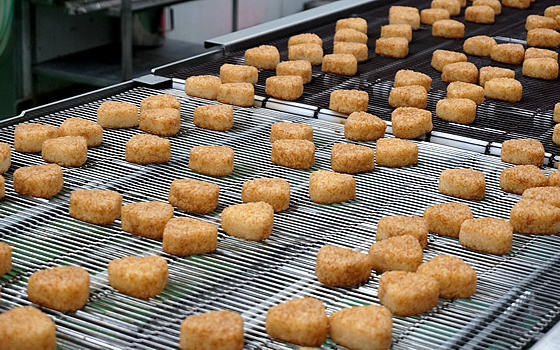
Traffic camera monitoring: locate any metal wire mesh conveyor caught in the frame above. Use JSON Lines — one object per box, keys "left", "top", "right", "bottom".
{"left": 1, "top": 85, "right": 559, "bottom": 349}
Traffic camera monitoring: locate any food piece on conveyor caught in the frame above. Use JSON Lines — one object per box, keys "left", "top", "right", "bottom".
{"left": 188, "top": 145, "right": 234, "bottom": 176}
{"left": 457, "top": 0, "right": 466, "bottom": 8}
{"left": 0, "top": 307, "right": 56, "bottom": 350}
{"left": 308, "top": 170, "right": 356, "bottom": 204}
{"left": 394, "top": 69, "right": 432, "bottom": 92}
{"left": 510, "top": 199, "right": 560, "bottom": 234}
{"left": 391, "top": 107, "right": 433, "bottom": 139}
{"left": 140, "top": 94, "right": 181, "bottom": 111}
{"left": 0, "top": 242, "right": 12, "bottom": 276}
{"left": 527, "top": 28, "right": 560, "bottom": 48}
{"left": 376, "top": 216, "right": 428, "bottom": 248}
{"left": 525, "top": 47, "right": 559, "bottom": 60}
{"left": 380, "top": 23, "right": 412, "bottom": 42}
{"left": 523, "top": 57, "right": 559, "bottom": 80}
{"left": 423, "top": 202, "right": 473, "bottom": 238}
{"left": 463, "top": 35, "right": 497, "bottom": 57}
{"left": 315, "top": 245, "right": 371, "bottom": 286}
{"left": 441, "top": 62, "right": 479, "bottom": 84}
{"left": 216, "top": 82, "right": 255, "bottom": 107}
{"left": 0, "top": 175, "right": 3, "bottom": 199}
{"left": 525, "top": 15, "right": 558, "bottom": 31}
{"left": 329, "top": 89, "right": 369, "bottom": 114}
{"left": 184, "top": 75, "right": 222, "bottom": 100}
{"left": 388, "top": 6, "right": 420, "bottom": 30}
{"left": 59, "top": 117, "right": 103, "bottom": 147}
{"left": 288, "top": 43, "right": 324, "bottom": 65}
{"left": 431, "top": 0, "right": 460, "bottom": 16}
{"left": 139, "top": 108, "right": 181, "bottom": 136}
{"left": 42, "top": 136, "right": 88, "bottom": 167}
{"left": 334, "top": 28, "right": 368, "bottom": 44}
{"left": 501, "top": 138, "right": 544, "bottom": 166}
{"left": 484, "top": 78, "right": 523, "bottom": 102}
{"left": 0, "top": 142, "right": 11, "bottom": 173}
{"left": 244, "top": 45, "right": 280, "bottom": 70}
{"left": 473, "top": 0, "right": 501, "bottom": 15}
{"left": 502, "top": 0, "right": 530, "bottom": 9}
{"left": 125, "top": 134, "right": 171, "bottom": 164}
{"left": 221, "top": 202, "right": 274, "bottom": 241}
{"left": 417, "top": 254, "right": 477, "bottom": 299}
{"left": 375, "top": 37, "right": 409, "bottom": 58}
{"left": 265, "top": 76, "right": 304, "bottom": 100}
{"left": 478, "top": 66, "right": 515, "bottom": 87}
{"left": 96, "top": 101, "right": 139, "bottom": 128}
{"left": 376, "top": 138, "right": 418, "bottom": 167}
{"left": 333, "top": 42, "right": 369, "bottom": 63}
{"left": 193, "top": 104, "right": 234, "bottom": 131}
{"left": 420, "top": 8, "right": 450, "bottom": 26}
{"left": 13, "top": 164, "right": 64, "bottom": 199}
{"left": 241, "top": 178, "right": 290, "bottom": 212}
{"left": 447, "top": 82, "right": 484, "bottom": 106}
{"left": 554, "top": 124, "right": 560, "bottom": 145}
{"left": 330, "top": 143, "right": 375, "bottom": 174}
{"left": 219, "top": 64, "right": 258, "bottom": 85}
{"left": 344, "top": 111, "right": 386, "bottom": 141}
{"left": 271, "top": 139, "right": 315, "bottom": 169}
{"left": 388, "top": 85, "right": 428, "bottom": 109}
{"left": 490, "top": 43, "right": 525, "bottom": 65}
{"left": 27, "top": 266, "right": 89, "bottom": 312}
{"left": 459, "top": 217, "right": 513, "bottom": 255}
{"left": 500, "top": 165, "right": 547, "bottom": 194}
{"left": 328, "top": 305, "right": 393, "bottom": 350}
{"left": 270, "top": 122, "right": 313, "bottom": 143}
{"left": 108, "top": 255, "right": 168, "bottom": 299}
{"left": 523, "top": 187, "right": 560, "bottom": 208}
{"left": 13, "top": 123, "right": 59, "bottom": 152}
{"left": 431, "top": 49, "right": 467, "bottom": 72}
{"left": 276, "top": 60, "right": 313, "bottom": 84}
{"left": 378, "top": 270, "right": 439, "bottom": 316}
{"left": 432, "top": 19, "right": 465, "bottom": 39}
{"left": 162, "top": 217, "right": 218, "bottom": 256}
{"left": 169, "top": 179, "right": 220, "bottom": 214}
{"left": 549, "top": 169, "right": 560, "bottom": 186}
{"left": 121, "top": 201, "right": 174, "bottom": 239}
{"left": 321, "top": 54, "right": 358, "bottom": 76}
{"left": 555, "top": 103, "right": 560, "bottom": 123}
{"left": 265, "top": 296, "right": 328, "bottom": 346}
{"left": 369, "top": 235, "right": 423, "bottom": 273}
{"left": 336, "top": 17, "right": 368, "bottom": 34}
{"left": 288, "top": 33, "right": 323, "bottom": 47}
{"left": 438, "top": 168, "right": 486, "bottom": 200}
{"left": 436, "top": 98, "right": 477, "bottom": 124}
{"left": 465, "top": 5, "right": 495, "bottom": 24}
{"left": 545, "top": 5, "right": 560, "bottom": 19}
{"left": 180, "top": 310, "right": 244, "bottom": 350}
{"left": 69, "top": 189, "right": 122, "bottom": 224}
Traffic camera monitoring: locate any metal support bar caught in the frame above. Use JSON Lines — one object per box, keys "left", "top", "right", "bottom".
{"left": 120, "top": 0, "right": 133, "bottom": 81}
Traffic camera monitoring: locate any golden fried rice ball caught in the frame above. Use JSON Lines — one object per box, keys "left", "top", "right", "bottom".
{"left": 447, "top": 82, "right": 484, "bottom": 105}
{"left": 510, "top": 199, "right": 560, "bottom": 234}
{"left": 0, "top": 142, "right": 10, "bottom": 174}
{"left": 478, "top": 66, "right": 515, "bottom": 87}
{"left": 328, "top": 305, "right": 393, "bottom": 350}
{"left": 288, "top": 43, "right": 324, "bottom": 65}
{"left": 14, "top": 123, "right": 59, "bottom": 153}
{"left": 329, "top": 89, "right": 369, "bottom": 114}
{"left": 500, "top": 165, "right": 547, "bottom": 194}
{"left": 527, "top": 28, "right": 560, "bottom": 48}
{"left": 554, "top": 124, "right": 560, "bottom": 145}
{"left": 501, "top": 138, "right": 544, "bottom": 166}
{"left": 376, "top": 138, "right": 418, "bottom": 167}
{"left": 139, "top": 108, "right": 181, "bottom": 136}
{"left": 216, "top": 83, "right": 254, "bottom": 107}
{"left": 421, "top": 8, "right": 450, "bottom": 25}
{"left": 288, "top": 33, "right": 323, "bottom": 47}
{"left": 189, "top": 145, "right": 234, "bottom": 177}
{"left": 523, "top": 57, "right": 559, "bottom": 80}
{"left": 220, "top": 64, "right": 258, "bottom": 85}
{"left": 13, "top": 164, "right": 63, "bottom": 199}
{"left": 42, "top": 136, "right": 88, "bottom": 167}
{"left": 334, "top": 28, "right": 368, "bottom": 44}
{"left": 433, "top": 19, "right": 465, "bottom": 39}
{"left": 315, "top": 245, "right": 371, "bottom": 286}
{"left": 345, "top": 111, "right": 387, "bottom": 141}
{"left": 184, "top": 75, "right": 222, "bottom": 100}
{"left": 549, "top": 169, "right": 560, "bottom": 186}
{"left": 0, "top": 242, "right": 11, "bottom": 276}
{"left": 491, "top": 43, "right": 525, "bottom": 65}
{"left": 180, "top": 310, "right": 244, "bottom": 350}
{"left": 27, "top": 265, "right": 89, "bottom": 312}
{"left": 502, "top": 0, "right": 530, "bottom": 9}
{"left": 394, "top": 69, "right": 432, "bottom": 92}
{"left": 459, "top": 218, "right": 513, "bottom": 255}
{"left": 333, "top": 42, "right": 369, "bottom": 63}
{"left": 141, "top": 94, "right": 181, "bottom": 111}
{"left": 271, "top": 139, "right": 315, "bottom": 169}
{"left": 276, "top": 60, "right": 313, "bottom": 84}
{"left": 417, "top": 254, "right": 477, "bottom": 299}
{"left": 270, "top": 122, "right": 313, "bottom": 143}
{"left": 169, "top": 179, "right": 220, "bottom": 214}
{"left": 555, "top": 103, "right": 560, "bottom": 123}
{"left": 375, "top": 37, "right": 409, "bottom": 58}
{"left": 244, "top": 45, "right": 280, "bottom": 70}
{"left": 391, "top": 107, "right": 433, "bottom": 139}
{"left": 378, "top": 271, "right": 439, "bottom": 316}
{"left": 241, "top": 178, "right": 290, "bottom": 212}
{"left": 336, "top": 17, "right": 368, "bottom": 33}
{"left": 121, "top": 201, "right": 174, "bottom": 239}
{"left": 308, "top": 170, "right": 356, "bottom": 204}
{"left": 465, "top": 5, "right": 495, "bottom": 24}
{"left": 484, "top": 78, "right": 522, "bottom": 102}
{"left": 381, "top": 23, "right": 412, "bottom": 42}
{"left": 431, "top": 0, "right": 461, "bottom": 16}
{"left": 523, "top": 186, "right": 560, "bottom": 208}
{"left": 221, "top": 202, "right": 274, "bottom": 241}
{"left": 193, "top": 104, "right": 234, "bottom": 131}
{"left": 108, "top": 255, "right": 168, "bottom": 299}
{"left": 331, "top": 143, "right": 375, "bottom": 174}
{"left": 96, "top": 101, "right": 139, "bottom": 128}
{"left": 463, "top": 35, "right": 497, "bottom": 57}
{"left": 389, "top": 6, "right": 420, "bottom": 30}
{"left": 266, "top": 296, "right": 327, "bottom": 346}
{"left": 431, "top": 50, "right": 468, "bottom": 72}
{"left": 321, "top": 54, "right": 358, "bottom": 76}
{"left": 162, "top": 217, "right": 217, "bottom": 256}
{"left": 473, "top": 0, "right": 501, "bottom": 15}
{"left": 265, "top": 76, "right": 304, "bottom": 100}
{"left": 0, "top": 307, "right": 56, "bottom": 350}
{"left": 59, "top": 117, "right": 103, "bottom": 147}
{"left": 376, "top": 216, "right": 428, "bottom": 249}
{"left": 125, "top": 134, "right": 171, "bottom": 164}
{"left": 436, "top": 98, "right": 477, "bottom": 124}
{"left": 369, "top": 235, "right": 423, "bottom": 273}
{"left": 69, "top": 189, "right": 122, "bottom": 224}
{"left": 545, "top": 5, "right": 560, "bottom": 19}
{"left": 525, "top": 47, "right": 559, "bottom": 60}
{"left": 526, "top": 15, "right": 559, "bottom": 31}
{"left": 423, "top": 202, "right": 473, "bottom": 238}
{"left": 389, "top": 85, "right": 428, "bottom": 109}
{"left": 439, "top": 168, "right": 486, "bottom": 200}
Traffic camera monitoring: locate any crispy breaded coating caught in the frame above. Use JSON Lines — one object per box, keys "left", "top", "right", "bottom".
{"left": 193, "top": 104, "right": 234, "bottom": 131}
{"left": 69, "top": 189, "right": 122, "bottom": 225}
{"left": 221, "top": 202, "right": 274, "bottom": 241}
{"left": 180, "top": 310, "right": 244, "bottom": 350}
{"left": 13, "top": 164, "right": 64, "bottom": 199}
{"left": 315, "top": 245, "right": 371, "bottom": 286}
{"left": 501, "top": 139, "right": 544, "bottom": 166}
{"left": 447, "top": 82, "right": 484, "bottom": 105}
{"left": 555, "top": 103, "right": 560, "bottom": 123}
{"left": 423, "top": 202, "right": 473, "bottom": 238}
{"left": 121, "top": 201, "right": 174, "bottom": 239}
{"left": 334, "top": 28, "right": 368, "bottom": 44}
{"left": 378, "top": 271, "right": 439, "bottom": 316}
{"left": 431, "top": 50, "right": 467, "bottom": 72}
{"left": 241, "top": 178, "right": 290, "bottom": 212}
{"left": 96, "top": 101, "right": 138, "bottom": 128}
{"left": 502, "top": 0, "right": 530, "bottom": 9}
{"left": 523, "top": 187, "right": 560, "bottom": 208}
{"left": 265, "top": 75, "right": 304, "bottom": 100}
{"left": 244, "top": 45, "right": 280, "bottom": 70}
{"left": 441, "top": 62, "right": 479, "bottom": 84}
{"left": 473, "top": 0, "right": 501, "bottom": 14}
{"left": 308, "top": 170, "right": 356, "bottom": 204}
{"left": 463, "top": 35, "right": 497, "bottom": 57}
{"left": 14, "top": 123, "right": 59, "bottom": 153}
{"left": 59, "top": 117, "right": 103, "bottom": 147}
{"left": 554, "top": 124, "right": 560, "bottom": 145}
{"left": 417, "top": 254, "right": 477, "bottom": 298}
{"left": 271, "top": 139, "right": 315, "bottom": 169}
{"left": 525, "top": 47, "right": 559, "bottom": 60}
{"left": 108, "top": 255, "right": 168, "bottom": 299}
{"left": 42, "top": 136, "right": 88, "bottom": 167}
{"left": 220, "top": 64, "right": 258, "bottom": 85}
{"left": 389, "top": 85, "right": 428, "bottom": 109}
{"left": 465, "top": 5, "right": 495, "bottom": 24}
{"left": 389, "top": 6, "right": 420, "bottom": 30}
{"left": 421, "top": 8, "right": 450, "bottom": 26}
{"left": 432, "top": 19, "right": 465, "bottom": 39}
{"left": 169, "top": 179, "right": 220, "bottom": 214}
{"left": 333, "top": 42, "right": 368, "bottom": 62}
{"left": 344, "top": 111, "right": 386, "bottom": 141}
{"left": 439, "top": 168, "right": 486, "bottom": 200}
{"left": 459, "top": 218, "right": 513, "bottom": 255}
{"left": 376, "top": 138, "right": 418, "bottom": 167}
{"left": 270, "top": 122, "right": 313, "bottom": 143}
{"left": 431, "top": 0, "right": 461, "bottom": 16}
{"left": 526, "top": 15, "right": 559, "bottom": 31}
{"left": 189, "top": 145, "right": 234, "bottom": 177}
{"left": 184, "top": 75, "right": 222, "bottom": 100}
{"left": 216, "top": 83, "right": 254, "bottom": 107}
{"left": 276, "top": 60, "right": 313, "bottom": 84}
{"left": 381, "top": 23, "right": 412, "bottom": 42}
{"left": 436, "top": 98, "right": 477, "bottom": 124}
{"left": 0, "top": 142, "right": 10, "bottom": 174}
{"left": 484, "top": 78, "right": 522, "bottom": 102}
{"left": 336, "top": 17, "right": 368, "bottom": 33}
{"left": 478, "top": 66, "right": 515, "bottom": 87}
{"left": 523, "top": 58, "right": 559, "bottom": 80}
{"left": 321, "top": 54, "right": 358, "bottom": 76}
{"left": 369, "top": 235, "right": 423, "bottom": 273}
{"left": 288, "top": 43, "right": 324, "bottom": 65}
{"left": 139, "top": 108, "right": 181, "bottom": 136}
{"left": 162, "top": 217, "right": 218, "bottom": 256}
{"left": 491, "top": 44, "right": 525, "bottom": 65}
{"left": 0, "top": 242, "right": 12, "bottom": 276}
{"left": 376, "top": 216, "right": 428, "bottom": 249}
{"left": 391, "top": 107, "right": 433, "bottom": 139}
{"left": 141, "top": 94, "right": 181, "bottom": 111}
{"left": 500, "top": 165, "right": 547, "bottom": 194}
{"left": 331, "top": 143, "right": 375, "bottom": 174}
{"left": 0, "top": 307, "right": 56, "bottom": 350}
{"left": 510, "top": 199, "right": 560, "bottom": 234}
{"left": 125, "top": 134, "right": 171, "bottom": 164}
{"left": 288, "top": 33, "right": 323, "bottom": 47}
{"left": 375, "top": 37, "right": 409, "bottom": 58}
{"left": 394, "top": 70, "right": 432, "bottom": 92}
{"left": 329, "top": 90, "right": 369, "bottom": 114}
